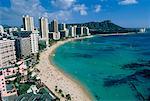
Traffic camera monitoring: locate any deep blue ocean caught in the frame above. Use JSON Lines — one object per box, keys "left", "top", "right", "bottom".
{"left": 51, "top": 32, "right": 150, "bottom": 101}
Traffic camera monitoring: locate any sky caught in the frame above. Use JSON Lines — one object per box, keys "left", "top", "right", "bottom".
{"left": 0, "top": 0, "right": 150, "bottom": 28}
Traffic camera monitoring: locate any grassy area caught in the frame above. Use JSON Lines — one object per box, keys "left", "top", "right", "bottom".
{"left": 17, "top": 83, "right": 34, "bottom": 95}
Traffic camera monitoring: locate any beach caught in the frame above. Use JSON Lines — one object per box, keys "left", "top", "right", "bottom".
{"left": 35, "top": 36, "right": 93, "bottom": 101}
{"left": 34, "top": 32, "right": 138, "bottom": 101}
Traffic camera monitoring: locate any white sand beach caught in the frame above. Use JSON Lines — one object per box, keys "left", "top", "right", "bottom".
{"left": 35, "top": 36, "right": 93, "bottom": 101}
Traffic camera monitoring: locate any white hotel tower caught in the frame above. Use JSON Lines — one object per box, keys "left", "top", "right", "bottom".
{"left": 23, "top": 15, "right": 34, "bottom": 31}
{"left": 31, "top": 31, "right": 39, "bottom": 54}
{"left": 39, "top": 17, "right": 49, "bottom": 46}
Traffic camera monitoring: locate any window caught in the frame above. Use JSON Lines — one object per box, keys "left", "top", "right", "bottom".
{"left": 0, "top": 71, "right": 2, "bottom": 75}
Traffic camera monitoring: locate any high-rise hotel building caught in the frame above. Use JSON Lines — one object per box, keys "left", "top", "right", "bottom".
{"left": 31, "top": 31, "right": 39, "bottom": 54}
{"left": 50, "top": 19, "right": 60, "bottom": 40}
{"left": 76, "top": 27, "right": 84, "bottom": 36}
{"left": 39, "top": 17, "right": 49, "bottom": 46}
{"left": 0, "top": 39, "right": 16, "bottom": 68}
{"left": 50, "top": 19, "right": 58, "bottom": 33}
{"left": 23, "top": 15, "right": 34, "bottom": 31}
{"left": 69, "top": 26, "right": 77, "bottom": 37}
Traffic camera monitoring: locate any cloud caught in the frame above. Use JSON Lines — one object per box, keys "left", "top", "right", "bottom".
{"left": 51, "top": 0, "right": 76, "bottom": 9}
{"left": 119, "top": 0, "right": 138, "bottom": 5}
{"left": 94, "top": 5, "right": 101, "bottom": 13}
{"left": 73, "top": 4, "right": 88, "bottom": 15}
{"left": 51, "top": 0, "right": 88, "bottom": 16}
{"left": 0, "top": 0, "right": 72, "bottom": 25}
{"left": 49, "top": 10, "right": 72, "bottom": 21}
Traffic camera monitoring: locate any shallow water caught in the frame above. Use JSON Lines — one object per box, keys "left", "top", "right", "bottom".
{"left": 51, "top": 33, "right": 150, "bottom": 101}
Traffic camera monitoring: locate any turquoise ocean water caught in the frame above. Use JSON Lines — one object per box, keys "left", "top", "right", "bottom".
{"left": 51, "top": 32, "right": 150, "bottom": 101}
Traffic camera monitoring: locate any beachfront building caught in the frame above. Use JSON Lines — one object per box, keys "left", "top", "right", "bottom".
{"left": 69, "top": 26, "right": 77, "bottom": 37}
{"left": 13, "top": 29, "right": 39, "bottom": 64}
{"left": 52, "top": 32, "right": 61, "bottom": 40}
{"left": 23, "top": 15, "right": 34, "bottom": 31}
{"left": 50, "top": 19, "right": 58, "bottom": 33}
{"left": 13, "top": 31, "right": 32, "bottom": 59}
{"left": 83, "top": 27, "right": 90, "bottom": 36}
{"left": 49, "top": 19, "right": 60, "bottom": 40}
{"left": 59, "top": 23, "right": 69, "bottom": 38}
{"left": 31, "top": 32, "right": 39, "bottom": 54}
{"left": 61, "top": 23, "right": 67, "bottom": 31}
{"left": 76, "top": 27, "right": 84, "bottom": 36}
{"left": 39, "top": 17, "right": 49, "bottom": 46}
{"left": 15, "top": 37, "right": 31, "bottom": 59}
{"left": 60, "top": 30, "right": 69, "bottom": 38}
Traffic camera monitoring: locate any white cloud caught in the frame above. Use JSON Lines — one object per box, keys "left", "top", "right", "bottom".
{"left": 50, "top": 10, "right": 72, "bottom": 21}
{"left": 119, "top": 0, "right": 138, "bottom": 5}
{"left": 0, "top": 0, "right": 72, "bottom": 25}
{"left": 73, "top": 4, "right": 88, "bottom": 15}
{"left": 51, "top": 0, "right": 88, "bottom": 16}
{"left": 94, "top": 5, "right": 101, "bottom": 13}
{"left": 51, "top": 0, "right": 76, "bottom": 9}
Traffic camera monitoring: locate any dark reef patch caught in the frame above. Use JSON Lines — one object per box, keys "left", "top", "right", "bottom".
{"left": 103, "top": 69, "right": 150, "bottom": 101}
{"left": 71, "top": 53, "right": 93, "bottom": 58}
{"left": 101, "top": 47, "right": 115, "bottom": 52}
{"left": 103, "top": 69, "right": 150, "bottom": 87}
{"left": 141, "top": 51, "right": 150, "bottom": 56}
{"left": 121, "top": 60, "right": 150, "bottom": 70}
{"left": 120, "top": 42, "right": 140, "bottom": 48}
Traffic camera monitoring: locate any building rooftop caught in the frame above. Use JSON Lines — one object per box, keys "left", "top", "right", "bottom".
{"left": 0, "top": 39, "right": 15, "bottom": 43}
{"left": 15, "top": 92, "right": 54, "bottom": 101}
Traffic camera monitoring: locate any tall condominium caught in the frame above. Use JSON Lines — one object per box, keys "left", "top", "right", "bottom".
{"left": 39, "top": 17, "right": 49, "bottom": 45}
{"left": 15, "top": 37, "right": 31, "bottom": 59}
{"left": 69, "top": 26, "right": 77, "bottom": 37}
{"left": 23, "top": 15, "right": 34, "bottom": 31}
{"left": 61, "top": 23, "right": 67, "bottom": 31}
{"left": 83, "top": 27, "right": 90, "bottom": 36}
{"left": 76, "top": 27, "right": 84, "bottom": 36}
{"left": 0, "top": 39, "right": 16, "bottom": 67}
{"left": 31, "top": 32, "right": 39, "bottom": 54}
{"left": 50, "top": 19, "right": 58, "bottom": 33}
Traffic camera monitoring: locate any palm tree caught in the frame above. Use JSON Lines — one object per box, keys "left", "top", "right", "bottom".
{"left": 58, "top": 89, "right": 62, "bottom": 94}
{"left": 61, "top": 93, "right": 64, "bottom": 97}
{"left": 55, "top": 86, "right": 58, "bottom": 92}
{"left": 66, "top": 94, "right": 71, "bottom": 100}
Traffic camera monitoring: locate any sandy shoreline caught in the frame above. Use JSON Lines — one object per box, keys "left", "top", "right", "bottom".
{"left": 35, "top": 36, "right": 93, "bottom": 101}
